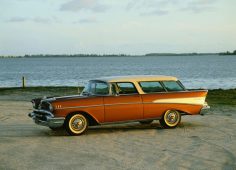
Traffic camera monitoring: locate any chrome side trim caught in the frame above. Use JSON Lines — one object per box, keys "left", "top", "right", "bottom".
{"left": 105, "top": 102, "right": 142, "bottom": 106}
{"left": 100, "top": 117, "right": 162, "bottom": 125}
{"left": 55, "top": 102, "right": 143, "bottom": 110}
{"left": 143, "top": 102, "right": 203, "bottom": 106}
{"left": 56, "top": 104, "right": 103, "bottom": 110}
{"left": 55, "top": 101, "right": 204, "bottom": 110}
{"left": 55, "top": 102, "right": 206, "bottom": 110}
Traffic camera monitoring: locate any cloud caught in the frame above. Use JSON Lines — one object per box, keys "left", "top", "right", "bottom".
{"left": 32, "top": 17, "right": 51, "bottom": 23}
{"left": 7, "top": 17, "right": 28, "bottom": 22}
{"left": 181, "top": 0, "right": 219, "bottom": 13}
{"left": 60, "top": 0, "right": 108, "bottom": 13}
{"left": 74, "top": 17, "right": 97, "bottom": 24}
{"left": 140, "top": 9, "right": 169, "bottom": 16}
{"left": 6, "top": 16, "right": 58, "bottom": 24}
{"left": 126, "top": 0, "right": 219, "bottom": 16}
{"left": 126, "top": 0, "right": 173, "bottom": 16}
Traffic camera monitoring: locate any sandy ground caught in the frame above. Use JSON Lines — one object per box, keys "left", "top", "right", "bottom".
{"left": 0, "top": 101, "right": 236, "bottom": 170}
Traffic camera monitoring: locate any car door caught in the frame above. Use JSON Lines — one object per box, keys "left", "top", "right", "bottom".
{"left": 103, "top": 82, "right": 143, "bottom": 122}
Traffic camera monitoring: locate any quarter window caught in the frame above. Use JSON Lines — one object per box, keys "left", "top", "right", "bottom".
{"left": 139, "top": 81, "right": 165, "bottom": 93}
{"left": 116, "top": 82, "right": 138, "bottom": 94}
{"left": 162, "top": 81, "right": 184, "bottom": 91}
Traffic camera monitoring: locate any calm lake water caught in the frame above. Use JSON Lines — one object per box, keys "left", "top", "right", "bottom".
{"left": 0, "top": 55, "right": 236, "bottom": 89}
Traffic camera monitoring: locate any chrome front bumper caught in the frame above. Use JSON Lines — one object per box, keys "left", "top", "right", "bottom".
{"left": 28, "top": 109, "right": 65, "bottom": 128}
{"left": 199, "top": 104, "right": 210, "bottom": 116}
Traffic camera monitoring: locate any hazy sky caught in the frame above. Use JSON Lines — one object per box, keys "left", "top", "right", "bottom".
{"left": 0, "top": 0, "right": 235, "bottom": 55}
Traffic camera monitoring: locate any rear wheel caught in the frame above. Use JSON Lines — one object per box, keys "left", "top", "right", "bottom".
{"left": 139, "top": 120, "right": 153, "bottom": 124}
{"left": 159, "top": 110, "right": 181, "bottom": 128}
{"left": 65, "top": 113, "right": 88, "bottom": 135}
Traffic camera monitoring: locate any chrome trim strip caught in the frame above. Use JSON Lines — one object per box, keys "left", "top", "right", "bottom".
{"left": 56, "top": 104, "right": 103, "bottom": 110}
{"left": 105, "top": 102, "right": 142, "bottom": 106}
{"left": 143, "top": 102, "right": 203, "bottom": 106}
{"left": 56, "top": 102, "right": 143, "bottom": 110}
{"left": 55, "top": 100, "right": 204, "bottom": 110}
{"left": 141, "top": 89, "right": 208, "bottom": 95}
{"left": 100, "top": 117, "right": 162, "bottom": 125}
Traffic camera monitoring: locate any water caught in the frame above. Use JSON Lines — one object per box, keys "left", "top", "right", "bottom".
{"left": 0, "top": 55, "right": 236, "bottom": 89}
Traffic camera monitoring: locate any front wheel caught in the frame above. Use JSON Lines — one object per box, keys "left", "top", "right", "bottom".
{"left": 159, "top": 110, "right": 181, "bottom": 128}
{"left": 65, "top": 113, "right": 88, "bottom": 135}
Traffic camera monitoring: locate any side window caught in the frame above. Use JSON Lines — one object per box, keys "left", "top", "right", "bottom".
{"left": 116, "top": 82, "right": 138, "bottom": 94}
{"left": 95, "top": 82, "right": 109, "bottom": 95}
{"left": 90, "top": 81, "right": 109, "bottom": 95}
{"left": 162, "top": 81, "right": 184, "bottom": 91}
{"left": 139, "top": 81, "right": 165, "bottom": 93}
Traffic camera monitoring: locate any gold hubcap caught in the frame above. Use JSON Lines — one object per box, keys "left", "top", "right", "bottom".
{"left": 69, "top": 115, "right": 87, "bottom": 134}
{"left": 164, "top": 110, "right": 180, "bottom": 126}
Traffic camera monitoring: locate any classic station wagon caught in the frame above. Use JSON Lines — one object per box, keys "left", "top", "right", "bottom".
{"left": 28, "top": 75, "right": 210, "bottom": 135}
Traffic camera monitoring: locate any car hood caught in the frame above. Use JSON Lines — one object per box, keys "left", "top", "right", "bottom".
{"left": 53, "top": 95, "right": 87, "bottom": 101}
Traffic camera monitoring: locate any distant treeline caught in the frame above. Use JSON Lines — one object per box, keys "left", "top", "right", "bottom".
{"left": 0, "top": 51, "right": 235, "bottom": 58}
{"left": 145, "top": 53, "right": 218, "bottom": 56}
{"left": 219, "top": 50, "right": 236, "bottom": 55}
{"left": 0, "top": 54, "right": 131, "bottom": 58}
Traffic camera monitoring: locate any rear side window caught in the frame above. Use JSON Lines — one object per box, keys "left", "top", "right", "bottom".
{"left": 139, "top": 81, "right": 165, "bottom": 93}
{"left": 162, "top": 81, "right": 184, "bottom": 91}
{"left": 116, "top": 82, "right": 138, "bottom": 94}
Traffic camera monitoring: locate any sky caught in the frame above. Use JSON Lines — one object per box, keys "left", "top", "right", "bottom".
{"left": 0, "top": 0, "right": 235, "bottom": 55}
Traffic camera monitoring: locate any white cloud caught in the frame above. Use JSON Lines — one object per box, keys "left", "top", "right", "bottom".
{"left": 6, "top": 16, "right": 60, "bottom": 24}
{"left": 181, "top": 0, "right": 219, "bottom": 13}
{"left": 74, "top": 17, "right": 97, "bottom": 24}
{"left": 60, "top": 0, "right": 108, "bottom": 13}
{"left": 7, "top": 17, "right": 28, "bottom": 22}
{"left": 126, "top": 0, "right": 219, "bottom": 15}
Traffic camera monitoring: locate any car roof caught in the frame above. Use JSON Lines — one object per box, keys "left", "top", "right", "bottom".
{"left": 92, "top": 75, "right": 178, "bottom": 83}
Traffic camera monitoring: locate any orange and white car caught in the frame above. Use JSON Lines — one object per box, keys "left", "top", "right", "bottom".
{"left": 28, "top": 75, "right": 210, "bottom": 135}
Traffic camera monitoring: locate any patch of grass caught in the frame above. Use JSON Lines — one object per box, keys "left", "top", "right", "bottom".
{"left": 0, "top": 87, "right": 235, "bottom": 106}
{"left": 207, "top": 89, "right": 236, "bottom": 106}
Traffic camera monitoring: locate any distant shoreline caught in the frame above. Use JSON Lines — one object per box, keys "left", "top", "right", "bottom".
{"left": 0, "top": 52, "right": 235, "bottom": 58}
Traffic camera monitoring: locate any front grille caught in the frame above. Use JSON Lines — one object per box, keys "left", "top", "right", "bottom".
{"left": 39, "top": 101, "right": 50, "bottom": 111}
